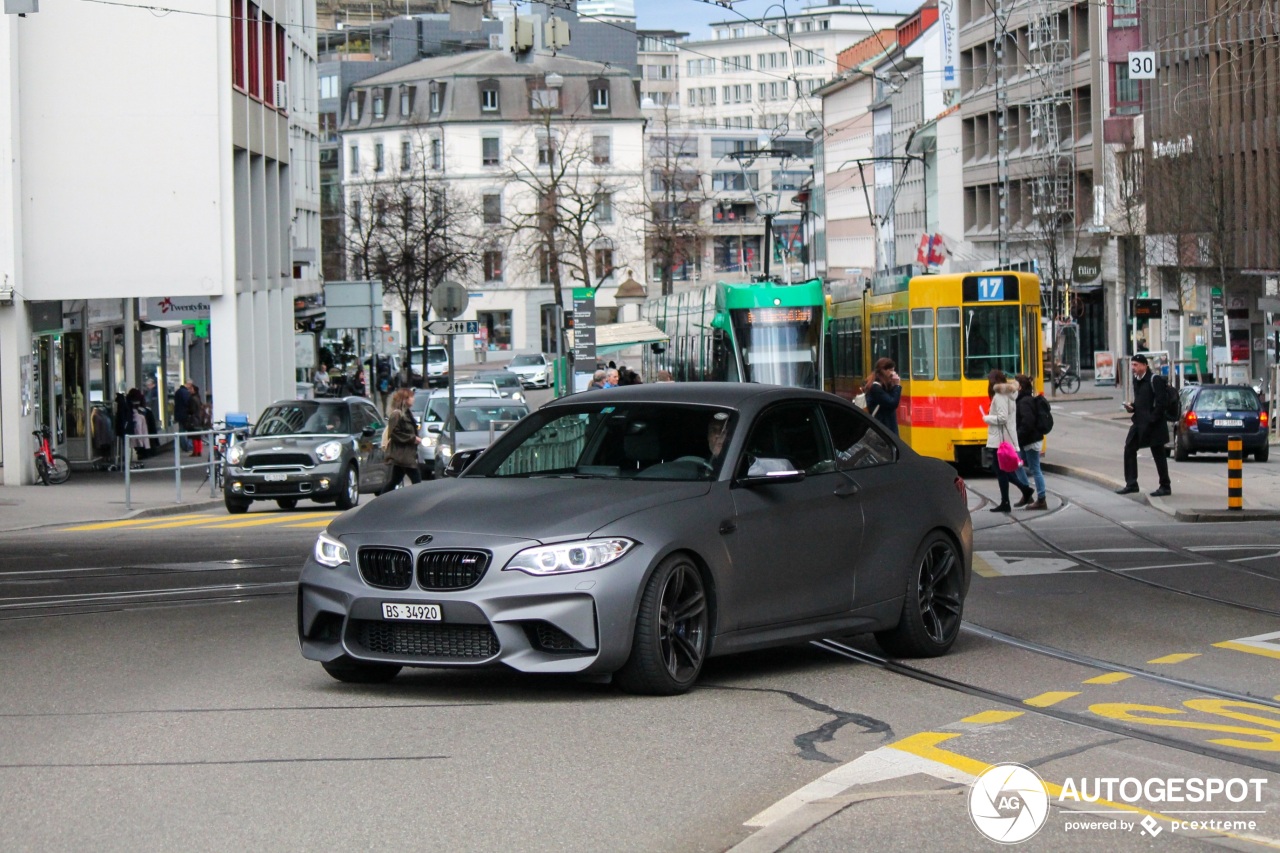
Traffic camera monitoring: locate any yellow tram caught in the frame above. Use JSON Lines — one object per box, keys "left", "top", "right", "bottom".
{"left": 827, "top": 271, "right": 1044, "bottom": 466}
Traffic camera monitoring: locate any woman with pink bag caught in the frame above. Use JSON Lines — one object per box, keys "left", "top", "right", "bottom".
{"left": 982, "top": 369, "right": 1034, "bottom": 513}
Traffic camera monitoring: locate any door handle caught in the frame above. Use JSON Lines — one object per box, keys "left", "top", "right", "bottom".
{"left": 719, "top": 519, "right": 737, "bottom": 535}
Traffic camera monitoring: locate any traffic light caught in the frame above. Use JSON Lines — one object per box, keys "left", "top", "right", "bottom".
{"left": 564, "top": 308, "right": 574, "bottom": 329}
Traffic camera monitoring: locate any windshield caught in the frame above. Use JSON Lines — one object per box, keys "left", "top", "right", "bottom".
{"left": 477, "top": 373, "right": 520, "bottom": 389}
{"left": 254, "top": 402, "right": 349, "bottom": 436}
{"left": 450, "top": 404, "right": 529, "bottom": 432}
{"left": 729, "top": 306, "right": 821, "bottom": 388}
{"left": 1195, "top": 388, "right": 1260, "bottom": 412}
{"left": 510, "top": 355, "right": 544, "bottom": 367}
{"left": 963, "top": 305, "right": 1021, "bottom": 379}
{"left": 467, "top": 403, "right": 736, "bottom": 481}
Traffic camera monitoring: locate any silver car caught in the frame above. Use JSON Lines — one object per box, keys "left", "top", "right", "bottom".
{"left": 506, "top": 353, "right": 551, "bottom": 388}
{"left": 298, "top": 384, "right": 973, "bottom": 695}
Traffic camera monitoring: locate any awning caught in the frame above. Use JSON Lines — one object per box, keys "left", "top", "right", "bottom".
{"left": 592, "top": 320, "right": 670, "bottom": 356}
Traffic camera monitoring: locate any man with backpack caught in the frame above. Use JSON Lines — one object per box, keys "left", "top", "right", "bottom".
{"left": 1117, "top": 353, "right": 1173, "bottom": 497}
{"left": 1015, "top": 374, "right": 1051, "bottom": 510}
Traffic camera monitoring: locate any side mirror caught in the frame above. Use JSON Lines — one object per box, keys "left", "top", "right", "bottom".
{"left": 361, "top": 426, "right": 377, "bottom": 438}
{"left": 738, "top": 456, "right": 805, "bottom": 487}
{"left": 426, "top": 422, "right": 443, "bottom": 433}
{"left": 444, "top": 448, "right": 484, "bottom": 477}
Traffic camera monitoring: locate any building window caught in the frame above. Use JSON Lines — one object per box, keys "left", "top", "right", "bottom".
{"left": 592, "top": 134, "right": 611, "bottom": 165}
{"left": 538, "top": 135, "right": 555, "bottom": 166}
{"left": 592, "top": 85, "right": 610, "bottom": 110}
{"left": 262, "top": 12, "right": 275, "bottom": 105}
{"left": 476, "top": 310, "right": 513, "bottom": 349}
{"left": 372, "top": 89, "right": 385, "bottom": 119}
{"left": 400, "top": 85, "right": 412, "bottom": 116}
{"left": 483, "top": 250, "right": 504, "bottom": 281}
{"left": 1113, "top": 62, "right": 1141, "bottom": 112}
{"left": 231, "top": 0, "right": 245, "bottom": 89}
{"left": 349, "top": 145, "right": 359, "bottom": 174}
{"left": 375, "top": 142, "right": 384, "bottom": 172}
{"left": 539, "top": 247, "right": 553, "bottom": 283}
{"left": 483, "top": 193, "right": 502, "bottom": 225}
{"left": 247, "top": 2, "right": 260, "bottom": 98}
{"left": 429, "top": 82, "right": 445, "bottom": 114}
{"left": 593, "top": 192, "right": 613, "bottom": 223}
{"left": 482, "top": 136, "right": 500, "bottom": 167}
{"left": 401, "top": 137, "right": 412, "bottom": 171}
{"left": 430, "top": 137, "right": 442, "bottom": 169}
{"left": 348, "top": 94, "right": 360, "bottom": 123}
{"left": 594, "top": 248, "right": 615, "bottom": 280}
{"left": 530, "top": 87, "right": 560, "bottom": 111}
{"left": 319, "top": 75, "right": 337, "bottom": 99}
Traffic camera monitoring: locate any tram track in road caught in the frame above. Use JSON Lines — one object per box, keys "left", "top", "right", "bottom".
{"left": 970, "top": 483, "right": 1280, "bottom": 618}
{"left": 0, "top": 578, "right": 297, "bottom": 620}
{"left": 811, "top": 637, "right": 1280, "bottom": 775}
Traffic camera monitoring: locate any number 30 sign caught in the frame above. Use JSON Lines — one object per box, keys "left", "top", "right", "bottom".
{"left": 1128, "top": 51, "right": 1156, "bottom": 79}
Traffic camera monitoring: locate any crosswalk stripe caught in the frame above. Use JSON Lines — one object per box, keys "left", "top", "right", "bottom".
{"left": 62, "top": 513, "right": 216, "bottom": 532}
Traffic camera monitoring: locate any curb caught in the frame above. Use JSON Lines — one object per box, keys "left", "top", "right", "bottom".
{"left": 127, "top": 499, "right": 224, "bottom": 520}
{"left": 1042, "top": 462, "right": 1280, "bottom": 522}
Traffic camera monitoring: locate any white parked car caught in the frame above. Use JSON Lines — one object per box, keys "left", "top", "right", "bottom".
{"left": 506, "top": 353, "right": 551, "bottom": 389}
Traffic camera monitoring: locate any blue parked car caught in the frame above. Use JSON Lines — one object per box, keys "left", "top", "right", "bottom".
{"left": 1172, "top": 384, "right": 1270, "bottom": 462}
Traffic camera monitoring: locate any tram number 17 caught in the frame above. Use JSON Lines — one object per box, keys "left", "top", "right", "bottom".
{"left": 977, "top": 277, "right": 1005, "bottom": 302}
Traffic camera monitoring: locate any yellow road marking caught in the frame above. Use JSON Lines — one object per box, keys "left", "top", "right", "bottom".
{"left": 1083, "top": 672, "right": 1133, "bottom": 685}
{"left": 284, "top": 518, "right": 340, "bottom": 528}
{"left": 971, "top": 552, "right": 1000, "bottom": 578}
{"left": 203, "top": 515, "right": 319, "bottom": 529}
{"left": 1024, "top": 691, "right": 1080, "bottom": 708}
{"left": 1148, "top": 653, "right": 1200, "bottom": 665}
{"left": 961, "top": 710, "right": 1023, "bottom": 724}
{"left": 1214, "top": 640, "right": 1280, "bottom": 661}
{"left": 62, "top": 513, "right": 215, "bottom": 531}
{"left": 130, "top": 517, "right": 240, "bottom": 530}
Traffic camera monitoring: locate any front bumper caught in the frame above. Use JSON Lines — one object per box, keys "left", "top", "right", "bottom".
{"left": 297, "top": 532, "right": 654, "bottom": 675}
{"left": 225, "top": 461, "right": 346, "bottom": 500}
{"left": 512, "top": 371, "right": 548, "bottom": 388}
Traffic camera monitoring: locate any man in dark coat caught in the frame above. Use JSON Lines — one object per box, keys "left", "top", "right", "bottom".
{"left": 172, "top": 381, "right": 193, "bottom": 452}
{"left": 1117, "top": 353, "right": 1172, "bottom": 496}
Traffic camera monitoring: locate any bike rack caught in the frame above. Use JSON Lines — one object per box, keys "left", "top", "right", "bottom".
{"left": 123, "top": 427, "right": 219, "bottom": 511}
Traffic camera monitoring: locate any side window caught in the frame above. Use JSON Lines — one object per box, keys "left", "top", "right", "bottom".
{"left": 361, "top": 405, "right": 382, "bottom": 428}
{"left": 347, "top": 405, "right": 368, "bottom": 433}
{"left": 821, "top": 403, "right": 896, "bottom": 469}
{"left": 740, "top": 404, "right": 830, "bottom": 475}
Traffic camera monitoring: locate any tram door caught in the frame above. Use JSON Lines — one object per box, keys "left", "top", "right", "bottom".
{"left": 1022, "top": 307, "right": 1041, "bottom": 386}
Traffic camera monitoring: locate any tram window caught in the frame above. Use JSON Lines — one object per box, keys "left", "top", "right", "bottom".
{"left": 870, "top": 310, "right": 908, "bottom": 369}
{"left": 910, "top": 309, "right": 934, "bottom": 380}
{"left": 963, "top": 305, "right": 1021, "bottom": 379}
{"left": 938, "top": 308, "right": 961, "bottom": 380}
{"left": 821, "top": 403, "right": 895, "bottom": 469}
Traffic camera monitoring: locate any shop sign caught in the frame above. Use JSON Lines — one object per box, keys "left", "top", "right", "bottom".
{"left": 572, "top": 287, "right": 597, "bottom": 372}
{"left": 141, "top": 296, "right": 211, "bottom": 320}
{"left": 1210, "top": 288, "right": 1227, "bottom": 347}
{"left": 1072, "top": 256, "right": 1101, "bottom": 285}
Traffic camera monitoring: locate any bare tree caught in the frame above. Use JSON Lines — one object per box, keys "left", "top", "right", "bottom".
{"left": 640, "top": 106, "right": 709, "bottom": 296}
{"left": 343, "top": 131, "right": 481, "bottom": 385}
{"left": 501, "top": 107, "right": 633, "bottom": 354}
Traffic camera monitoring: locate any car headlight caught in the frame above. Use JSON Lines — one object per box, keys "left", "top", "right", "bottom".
{"left": 313, "top": 532, "right": 349, "bottom": 567}
{"left": 420, "top": 430, "right": 439, "bottom": 447}
{"left": 504, "top": 538, "right": 636, "bottom": 576}
{"left": 226, "top": 445, "right": 245, "bottom": 466}
{"left": 316, "top": 440, "right": 344, "bottom": 462}
{"left": 513, "top": 392, "right": 525, "bottom": 403}
{"left": 438, "top": 444, "right": 453, "bottom": 461}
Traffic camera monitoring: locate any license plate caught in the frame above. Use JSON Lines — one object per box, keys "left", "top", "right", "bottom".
{"left": 1215, "top": 419, "right": 1244, "bottom": 428}
{"left": 382, "top": 602, "right": 442, "bottom": 621}
{"left": 263, "top": 472, "right": 288, "bottom": 482}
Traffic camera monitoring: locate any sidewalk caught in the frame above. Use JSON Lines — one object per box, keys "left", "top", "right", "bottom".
{"left": 1032, "top": 380, "right": 1280, "bottom": 522}
{"left": 1, "top": 374, "right": 1275, "bottom": 532}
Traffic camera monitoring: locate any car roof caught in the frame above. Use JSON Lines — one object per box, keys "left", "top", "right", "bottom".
{"left": 267, "top": 397, "right": 364, "bottom": 407}
{"left": 543, "top": 382, "right": 831, "bottom": 410}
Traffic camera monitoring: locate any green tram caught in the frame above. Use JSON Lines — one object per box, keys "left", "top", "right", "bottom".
{"left": 640, "top": 279, "right": 827, "bottom": 389}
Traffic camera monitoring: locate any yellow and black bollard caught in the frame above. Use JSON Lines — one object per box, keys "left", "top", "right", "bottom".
{"left": 1228, "top": 436, "right": 1243, "bottom": 511}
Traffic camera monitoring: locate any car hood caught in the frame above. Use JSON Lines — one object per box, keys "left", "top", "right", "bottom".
{"left": 240, "top": 433, "right": 354, "bottom": 451}
{"left": 331, "top": 478, "right": 711, "bottom": 541}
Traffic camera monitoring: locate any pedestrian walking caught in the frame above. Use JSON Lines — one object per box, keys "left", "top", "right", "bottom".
{"left": 1014, "top": 374, "right": 1048, "bottom": 510}
{"left": 864, "top": 357, "right": 902, "bottom": 435}
{"left": 982, "top": 369, "right": 1034, "bottom": 513}
{"left": 381, "top": 387, "right": 423, "bottom": 491}
{"left": 172, "top": 380, "right": 194, "bottom": 452}
{"left": 1117, "top": 353, "right": 1173, "bottom": 497}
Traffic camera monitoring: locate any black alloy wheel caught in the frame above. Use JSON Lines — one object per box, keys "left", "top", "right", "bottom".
{"left": 616, "top": 554, "right": 709, "bottom": 695}
{"left": 876, "top": 532, "right": 964, "bottom": 658}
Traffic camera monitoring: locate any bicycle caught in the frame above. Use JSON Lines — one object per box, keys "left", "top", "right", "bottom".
{"left": 32, "top": 425, "right": 71, "bottom": 485}
{"left": 1049, "top": 362, "right": 1080, "bottom": 394}
{"left": 201, "top": 419, "right": 252, "bottom": 494}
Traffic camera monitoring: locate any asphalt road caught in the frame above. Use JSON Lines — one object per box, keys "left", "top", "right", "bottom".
{"left": 2, "top": 448, "right": 1279, "bottom": 850}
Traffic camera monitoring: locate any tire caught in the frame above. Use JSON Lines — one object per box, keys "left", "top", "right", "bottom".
{"left": 1256, "top": 445, "right": 1270, "bottom": 463}
{"left": 34, "top": 456, "right": 49, "bottom": 486}
{"left": 276, "top": 498, "right": 298, "bottom": 510}
{"left": 225, "top": 496, "right": 251, "bottom": 514}
{"left": 875, "top": 531, "right": 965, "bottom": 658}
{"left": 321, "top": 656, "right": 401, "bottom": 684}
{"left": 335, "top": 464, "right": 360, "bottom": 510}
{"left": 615, "top": 553, "right": 709, "bottom": 696}
{"left": 1061, "top": 373, "right": 1080, "bottom": 394}
{"left": 46, "top": 455, "right": 71, "bottom": 484}
{"left": 1174, "top": 436, "right": 1190, "bottom": 462}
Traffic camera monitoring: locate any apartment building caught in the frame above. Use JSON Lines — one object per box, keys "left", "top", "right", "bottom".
{"left": 0, "top": 0, "right": 316, "bottom": 485}
{"left": 340, "top": 51, "right": 645, "bottom": 354}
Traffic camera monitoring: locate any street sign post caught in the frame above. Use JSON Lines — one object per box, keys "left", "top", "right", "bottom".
{"left": 425, "top": 320, "right": 480, "bottom": 336}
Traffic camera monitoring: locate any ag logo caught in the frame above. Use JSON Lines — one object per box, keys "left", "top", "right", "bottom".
{"left": 969, "top": 763, "right": 1049, "bottom": 844}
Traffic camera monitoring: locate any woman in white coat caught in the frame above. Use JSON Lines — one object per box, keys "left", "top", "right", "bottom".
{"left": 983, "top": 369, "right": 1034, "bottom": 512}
